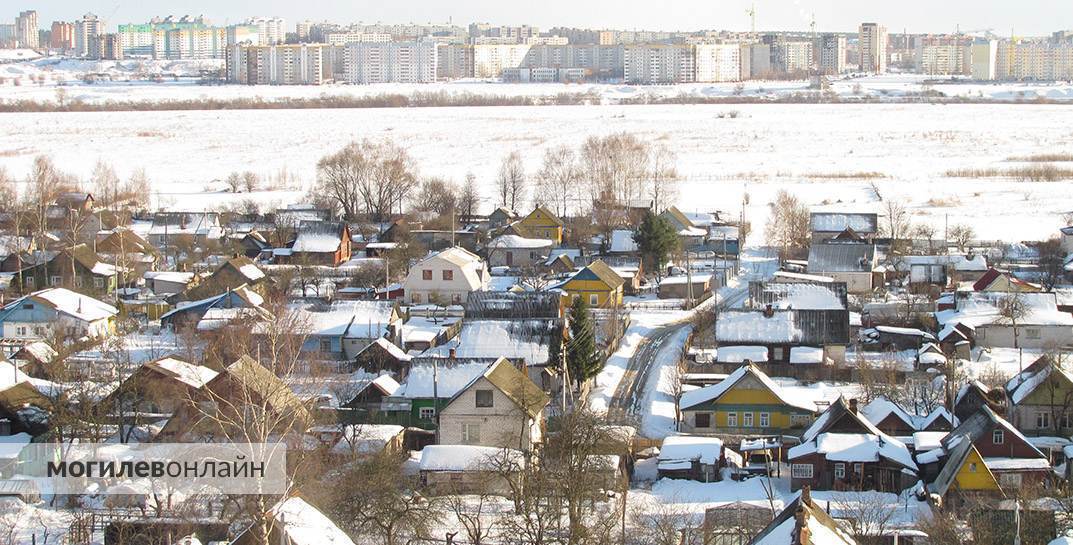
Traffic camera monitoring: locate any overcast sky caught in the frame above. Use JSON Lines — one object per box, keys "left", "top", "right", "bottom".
{"left": 8, "top": 1, "right": 1072, "bottom": 36}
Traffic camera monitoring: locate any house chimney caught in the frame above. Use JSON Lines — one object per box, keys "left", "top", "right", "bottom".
{"left": 849, "top": 398, "right": 858, "bottom": 414}
{"left": 801, "top": 485, "right": 811, "bottom": 505}
{"left": 448, "top": 347, "right": 456, "bottom": 360}
{"left": 763, "top": 304, "right": 774, "bottom": 318}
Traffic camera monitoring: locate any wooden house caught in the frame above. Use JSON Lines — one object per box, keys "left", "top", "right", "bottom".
{"left": 512, "top": 205, "right": 564, "bottom": 243}
{"left": 788, "top": 397, "right": 918, "bottom": 492}
{"left": 439, "top": 357, "right": 549, "bottom": 451}
{"left": 554, "top": 260, "right": 624, "bottom": 308}
{"left": 231, "top": 496, "right": 355, "bottom": 545}
{"left": 280, "top": 220, "right": 352, "bottom": 266}
{"left": 747, "top": 487, "right": 859, "bottom": 545}
{"left": 927, "top": 434, "right": 1004, "bottom": 511}
{"left": 656, "top": 435, "right": 728, "bottom": 482}
{"left": 103, "top": 356, "right": 218, "bottom": 418}
{"left": 0, "top": 288, "right": 118, "bottom": 342}
{"left": 1005, "top": 355, "right": 1073, "bottom": 437}
{"left": 939, "top": 406, "right": 1052, "bottom": 491}
{"left": 180, "top": 256, "right": 267, "bottom": 302}
{"left": 678, "top": 363, "right": 817, "bottom": 437}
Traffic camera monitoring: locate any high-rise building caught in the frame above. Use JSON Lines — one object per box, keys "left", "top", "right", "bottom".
{"left": 859, "top": 23, "right": 888, "bottom": 73}
{"left": 50, "top": 21, "right": 74, "bottom": 50}
{"left": 344, "top": 41, "right": 438, "bottom": 84}
{"left": 996, "top": 40, "right": 1073, "bottom": 81}
{"left": 246, "top": 17, "right": 285, "bottom": 45}
{"left": 296, "top": 20, "right": 313, "bottom": 42}
{"left": 970, "top": 39, "right": 998, "bottom": 80}
{"left": 471, "top": 43, "right": 532, "bottom": 78}
{"left": 91, "top": 33, "right": 122, "bottom": 60}
{"left": 15, "top": 10, "right": 38, "bottom": 48}
{"left": 0, "top": 24, "right": 16, "bottom": 48}
{"left": 74, "top": 13, "right": 104, "bottom": 58}
{"left": 694, "top": 43, "right": 741, "bottom": 82}
{"left": 623, "top": 44, "right": 695, "bottom": 84}
{"left": 815, "top": 33, "right": 846, "bottom": 75}
{"left": 226, "top": 24, "right": 260, "bottom": 46}
{"left": 325, "top": 32, "right": 392, "bottom": 46}
{"left": 916, "top": 35, "right": 972, "bottom": 75}
{"left": 226, "top": 43, "right": 330, "bottom": 84}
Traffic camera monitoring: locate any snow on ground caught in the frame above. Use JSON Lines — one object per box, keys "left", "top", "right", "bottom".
{"left": 639, "top": 326, "right": 693, "bottom": 439}
{"left": 633, "top": 472, "right": 788, "bottom": 515}
{"left": 0, "top": 498, "right": 73, "bottom": 544}
{"left": 0, "top": 102, "right": 1071, "bottom": 241}
{"left": 588, "top": 309, "right": 689, "bottom": 413}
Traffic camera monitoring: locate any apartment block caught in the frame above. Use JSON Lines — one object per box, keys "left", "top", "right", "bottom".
{"left": 859, "top": 22, "right": 888, "bottom": 73}
{"left": 226, "top": 43, "right": 331, "bottom": 85}
{"left": 344, "top": 41, "right": 438, "bottom": 84}
{"left": 226, "top": 25, "right": 260, "bottom": 46}
{"left": 472, "top": 43, "right": 532, "bottom": 78}
{"left": 50, "top": 21, "right": 74, "bottom": 50}
{"left": 623, "top": 43, "right": 695, "bottom": 84}
{"left": 325, "top": 32, "right": 392, "bottom": 46}
{"left": 74, "top": 13, "right": 104, "bottom": 58}
{"left": 91, "top": 33, "right": 122, "bottom": 60}
{"left": 997, "top": 40, "right": 1073, "bottom": 81}
{"left": 15, "top": 10, "right": 38, "bottom": 49}
{"left": 971, "top": 39, "right": 998, "bottom": 80}
{"left": 0, "top": 24, "right": 16, "bottom": 48}
{"left": 247, "top": 16, "right": 286, "bottom": 45}
{"left": 815, "top": 33, "right": 846, "bottom": 75}
{"left": 916, "top": 35, "right": 972, "bottom": 75}
{"left": 694, "top": 43, "right": 742, "bottom": 82}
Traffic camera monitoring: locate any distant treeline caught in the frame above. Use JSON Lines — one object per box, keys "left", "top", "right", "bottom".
{"left": 0, "top": 89, "right": 1069, "bottom": 113}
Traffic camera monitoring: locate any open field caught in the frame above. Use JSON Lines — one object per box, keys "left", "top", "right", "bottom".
{"left": 1, "top": 102, "right": 1072, "bottom": 241}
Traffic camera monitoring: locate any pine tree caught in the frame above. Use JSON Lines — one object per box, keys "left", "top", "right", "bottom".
{"left": 633, "top": 210, "right": 679, "bottom": 278}
{"left": 566, "top": 296, "right": 601, "bottom": 388}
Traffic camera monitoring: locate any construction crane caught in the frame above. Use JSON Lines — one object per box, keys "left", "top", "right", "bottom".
{"left": 745, "top": 2, "right": 757, "bottom": 38}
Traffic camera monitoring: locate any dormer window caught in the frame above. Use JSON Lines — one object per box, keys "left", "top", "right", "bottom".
{"left": 993, "top": 429, "right": 1004, "bottom": 445}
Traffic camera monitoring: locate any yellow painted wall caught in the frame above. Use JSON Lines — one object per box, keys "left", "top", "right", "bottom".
{"left": 690, "top": 385, "right": 811, "bottom": 429}
{"left": 955, "top": 446, "right": 1002, "bottom": 491}
{"left": 518, "top": 209, "right": 563, "bottom": 243}
{"left": 563, "top": 278, "right": 623, "bottom": 307}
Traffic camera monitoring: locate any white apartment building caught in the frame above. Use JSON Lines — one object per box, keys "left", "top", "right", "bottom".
{"left": 997, "top": 40, "right": 1073, "bottom": 81}
{"left": 227, "top": 24, "right": 260, "bottom": 46}
{"left": 326, "top": 32, "right": 392, "bottom": 46}
{"left": 815, "top": 33, "right": 846, "bottom": 75}
{"left": 15, "top": 10, "right": 38, "bottom": 49}
{"left": 472, "top": 43, "right": 532, "bottom": 78}
{"left": 916, "top": 36, "right": 972, "bottom": 76}
{"left": 74, "top": 13, "right": 104, "bottom": 58}
{"left": 773, "top": 40, "right": 813, "bottom": 74}
{"left": 226, "top": 43, "right": 330, "bottom": 85}
{"left": 623, "top": 43, "right": 695, "bottom": 84}
{"left": 247, "top": 16, "right": 285, "bottom": 45}
{"left": 741, "top": 42, "right": 772, "bottom": 79}
{"left": 694, "top": 43, "right": 741, "bottom": 82}
{"left": 859, "top": 22, "right": 888, "bottom": 73}
{"left": 344, "top": 41, "right": 438, "bottom": 84}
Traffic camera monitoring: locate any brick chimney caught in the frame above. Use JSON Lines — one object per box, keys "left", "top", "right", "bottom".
{"left": 448, "top": 347, "right": 456, "bottom": 360}
{"left": 762, "top": 304, "right": 774, "bottom": 318}
{"left": 848, "top": 398, "right": 858, "bottom": 414}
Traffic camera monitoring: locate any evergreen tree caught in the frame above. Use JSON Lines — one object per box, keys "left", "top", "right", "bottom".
{"left": 566, "top": 296, "right": 601, "bottom": 388}
{"left": 633, "top": 210, "right": 679, "bottom": 277}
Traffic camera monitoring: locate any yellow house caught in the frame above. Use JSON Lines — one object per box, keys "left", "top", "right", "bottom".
{"left": 928, "top": 434, "right": 1003, "bottom": 505}
{"left": 558, "top": 260, "right": 624, "bottom": 308}
{"left": 513, "top": 205, "right": 565, "bottom": 243}
{"left": 678, "top": 363, "right": 817, "bottom": 436}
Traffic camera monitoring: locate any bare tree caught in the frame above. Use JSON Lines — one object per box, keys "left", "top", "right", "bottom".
{"left": 765, "top": 190, "right": 811, "bottom": 261}
{"left": 225, "top": 172, "right": 242, "bottom": 193}
{"left": 949, "top": 223, "right": 975, "bottom": 253}
{"left": 91, "top": 160, "right": 121, "bottom": 207}
{"left": 997, "top": 291, "right": 1028, "bottom": 350}
{"left": 497, "top": 151, "right": 527, "bottom": 211}
{"left": 537, "top": 145, "right": 580, "bottom": 218}
{"left": 242, "top": 171, "right": 259, "bottom": 193}
{"left": 315, "top": 140, "right": 418, "bottom": 223}
{"left": 579, "top": 133, "right": 650, "bottom": 214}
{"left": 458, "top": 172, "right": 482, "bottom": 221}
{"left": 648, "top": 144, "right": 679, "bottom": 214}
{"left": 914, "top": 223, "right": 937, "bottom": 254}
{"left": 1037, "top": 236, "right": 1067, "bottom": 291}
{"left": 411, "top": 177, "right": 459, "bottom": 219}
{"left": 835, "top": 492, "right": 897, "bottom": 543}
{"left": 628, "top": 498, "right": 702, "bottom": 545}
{"left": 125, "top": 168, "right": 151, "bottom": 209}
{"left": 881, "top": 199, "right": 911, "bottom": 253}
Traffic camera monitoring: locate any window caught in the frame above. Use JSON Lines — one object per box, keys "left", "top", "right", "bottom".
{"left": 475, "top": 389, "right": 494, "bottom": 408}
{"left": 589, "top": 294, "right": 599, "bottom": 306}
{"left": 411, "top": 293, "right": 421, "bottom": 304}
{"left": 50, "top": 276, "right": 61, "bottom": 286}
{"left": 694, "top": 413, "right": 711, "bottom": 428}
{"left": 791, "top": 464, "right": 813, "bottom": 479}
{"left": 452, "top": 293, "right": 462, "bottom": 304}
{"left": 993, "top": 429, "right": 1004, "bottom": 444}
{"left": 853, "top": 463, "right": 864, "bottom": 476}
{"left": 759, "top": 412, "right": 770, "bottom": 428}
{"left": 93, "top": 278, "right": 104, "bottom": 289}
{"left": 969, "top": 463, "right": 978, "bottom": 473}
{"left": 21, "top": 303, "right": 32, "bottom": 310}
{"left": 791, "top": 414, "right": 812, "bottom": 427}
{"left": 772, "top": 347, "right": 785, "bottom": 361}
{"left": 419, "top": 407, "right": 436, "bottom": 420}
{"left": 742, "top": 412, "right": 754, "bottom": 427}
{"left": 461, "top": 423, "right": 481, "bottom": 444}
{"left": 15, "top": 326, "right": 26, "bottom": 336}
{"left": 24, "top": 277, "right": 34, "bottom": 288}
{"left": 1037, "top": 412, "right": 1050, "bottom": 429}
{"left": 999, "top": 473, "right": 1022, "bottom": 487}
{"left": 1026, "top": 328, "right": 1041, "bottom": 340}
{"left": 727, "top": 412, "right": 738, "bottom": 427}
{"left": 319, "top": 338, "right": 333, "bottom": 353}
{"left": 74, "top": 277, "right": 83, "bottom": 288}
{"left": 1064, "top": 413, "right": 1071, "bottom": 429}
{"left": 442, "top": 270, "right": 453, "bottom": 281}
{"left": 422, "top": 269, "right": 432, "bottom": 280}
{"left": 834, "top": 463, "right": 845, "bottom": 479}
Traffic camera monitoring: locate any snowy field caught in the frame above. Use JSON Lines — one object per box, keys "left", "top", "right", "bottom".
{"left": 1, "top": 102, "right": 1072, "bottom": 241}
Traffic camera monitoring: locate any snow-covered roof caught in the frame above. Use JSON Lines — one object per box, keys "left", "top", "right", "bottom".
{"left": 773, "top": 271, "right": 835, "bottom": 283}
{"left": 789, "top": 432, "right": 916, "bottom": 469}
{"left": 759, "top": 283, "right": 844, "bottom": 310}
{"left": 396, "top": 361, "right": 492, "bottom": 399}
{"left": 144, "top": 271, "right": 195, "bottom": 284}
{"left": 265, "top": 497, "right": 355, "bottom": 545}
{"left": 937, "top": 292, "right": 1073, "bottom": 328}
{"left": 419, "top": 445, "right": 522, "bottom": 471}
{"left": 715, "top": 345, "right": 768, "bottom": 363}
{"left": 292, "top": 301, "right": 397, "bottom": 339}
{"left": 810, "top": 212, "right": 878, "bottom": 234}
{"left": 861, "top": 397, "right": 916, "bottom": 429}
{"left": 144, "top": 356, "right": 218, "bottom": 389}
{"left": 680, "top": 364, "right": 816, "bottom": 412}
{"left": 716, "top": 311, "right": 799, "bottom": 343}
{"left": 901, "top": 254, "right": 988, "bottom": 272}
{"left": 292, "top": 221, "right": 346, "bottom": 253}
{"left": 488, "top": 234, "right": 554, "bottom": 249}
{"left": 912, "top": 431, "right": 948, "bottom": 452}
{"left": 657, "top": 435, "right": 724, "bottom": 468}
{"left": 13, "top": 288, "right": 118, "bottom": 322}
{"left": 789, "top": 346, "right": 825, "bottom": 364}
{"left": 328, "top": 424, "right": 404, "bottom": 455}
{"left": 423, "top": 319, "right": 554, "bottom": 364}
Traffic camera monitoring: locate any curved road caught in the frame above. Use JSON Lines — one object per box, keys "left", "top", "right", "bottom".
{"left": 607, "top": 286, "right": 751, "bottom": 416}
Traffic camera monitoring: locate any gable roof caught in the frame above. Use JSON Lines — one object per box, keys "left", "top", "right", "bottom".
{"left": 748, "top": 490, "right": 858, "bottom": 545}
{"left": 928, "top": 434, "right": 1003, "bottom": 498}
{"left": 524, "top": 205, "right": 564, "bottom": 227}
{"left": 661, "top": 206, "right": 695, "bottom": 230}
{"left": 2, "top": 288, "right": 119, "bottom": 323}
{"left": 791, "top": 397, "right": 916, "bottom": 470}
{"left": 809, "top": 212, "right": 878, "bottom": 234}
{"left": 680, "top": 364, "right": 815, "bottom": 412}
{"left": 292, "top": 221, "right": 348, "bottom": 253}
{"left": 861, "top": 396, "right": 917, "bottom": 431}
{"left": 479, "top": 357, "right": 550, "bottom": 418}
{"left": 941, "top": 405, "right": 1046, "bottom": 459}
{"left": 1006, "top": 357, "right": 1073, "bottom": 405}
{"left": 569, "top": 260, "right": 625, "bottom": 290}
{"left": 215, "top": 355, "right": 311, "bottom": 422}
{"left": 143, "top": 356, "right": 219, "bottom": 389}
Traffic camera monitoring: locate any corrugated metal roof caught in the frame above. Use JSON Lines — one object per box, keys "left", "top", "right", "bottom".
{"left": 807, "top": 243, "right": 876, "bottom": 273}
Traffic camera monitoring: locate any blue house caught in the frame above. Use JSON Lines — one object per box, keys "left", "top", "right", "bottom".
{"left": 0, "top": 288, "right": 118, "bottom": 342}
{"left": 160, "top": 284, "right": 265, "bottom": 330}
